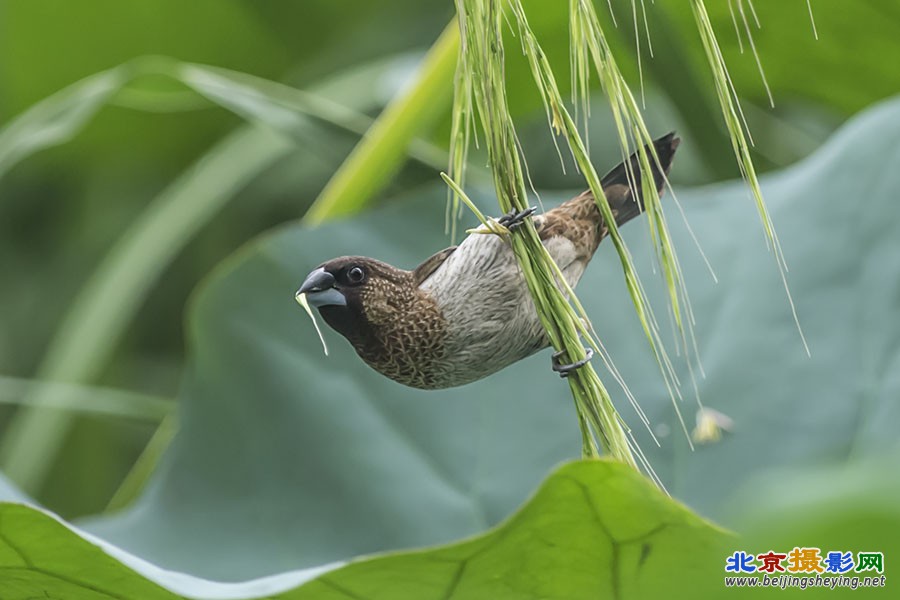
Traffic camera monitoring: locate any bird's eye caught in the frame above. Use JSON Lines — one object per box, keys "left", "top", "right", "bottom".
{"left": 346, "top": 266, "right": 366, "bottom": 284}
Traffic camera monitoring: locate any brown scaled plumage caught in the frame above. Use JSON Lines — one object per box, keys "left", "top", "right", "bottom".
{"left": 298, "top": 133, "right": 680, "bottom": 389}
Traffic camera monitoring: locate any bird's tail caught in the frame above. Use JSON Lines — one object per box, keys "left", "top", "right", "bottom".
{"left": 601, "top": 132, "right": 680, "bottom": 227}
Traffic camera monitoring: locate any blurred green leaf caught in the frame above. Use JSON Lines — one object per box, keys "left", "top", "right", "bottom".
{"left": 0, "top": 475, "right": 31, "bottom": 505}
{"left": 104, "top": 414, "right": 178, "bottom": 513}
{"left": 710, "top": 454, "right": 900, "bottom": 599}
{"left": 512, "top": 1, "right": 900, "bottom": 181}
{"left": 0, "top": 375, "right": 172, "bottom": 421}
{"left": 0, "top": 53, "right": 447, "bottom": 187}
{"left": 666, "top": 0, "right": 900, "bottom": 115}
{"left": 0, "top": 461, "right": 729, "bottom": 599}
{"left": 0, "top": 0, "right": 289, "bottom": 114}
{"left": 173, "top": 62, "right": 449, "bottom": 171}
{"left": 0, "top": 67, "right": 129, "bottom": 181}
{"left": 0, "top": 52, "right": 454, "bottom": 500}
{"left": 0, "top": 126, "right": 295, "bottom": 494}
{"left": 0, "top": 503, "right": 177, "bottom": 599}
{"left": 0, "top": 0, "right": 292, "bottom": 178}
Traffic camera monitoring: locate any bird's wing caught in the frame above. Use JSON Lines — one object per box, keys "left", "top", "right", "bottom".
{"left": 535, "top": 132, "right": 681, "bottom": 261}
{"left": 535, "top": 201, "right": 601, "bottom": 263}
{"left": 412, "top": 246, "right": 457, "bottom": 285}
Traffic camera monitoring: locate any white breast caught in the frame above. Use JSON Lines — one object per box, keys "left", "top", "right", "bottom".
{"left": 419, "top": 228, "right": 587, "bottom": 386}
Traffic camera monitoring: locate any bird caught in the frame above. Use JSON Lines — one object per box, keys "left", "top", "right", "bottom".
{"left": 297, "top": 133, "right": 680, "bottom": 390}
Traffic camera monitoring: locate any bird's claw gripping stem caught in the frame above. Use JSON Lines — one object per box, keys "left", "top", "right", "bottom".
{"left": 551, "top": 347, "right": 594, "bottom": 378}
{"left": 497, "top": 206, "right": 537, "bottom": 231}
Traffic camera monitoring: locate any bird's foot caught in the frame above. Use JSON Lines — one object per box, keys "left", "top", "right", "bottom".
{"left": 497, "top": 206, "right": 537, "bottom": 231}
{"left": 551, "top": 347, "right": 594, "bottom": 378}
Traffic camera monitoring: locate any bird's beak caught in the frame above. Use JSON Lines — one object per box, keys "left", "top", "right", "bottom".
{"left": 296, "top": 267, "right": 347, "bottom": 307}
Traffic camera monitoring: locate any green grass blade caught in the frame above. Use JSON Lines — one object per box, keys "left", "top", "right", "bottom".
{"left": 690, "top": 0, "right": 809, "bottom": 356}
{"left": 0, "top": 375, "right": 173, "bottom": 421}
{"left": 173, "top": 62, "right": 449, "bottom": 172}
{"left": 508, "top": 0, "right": 694, "bottom": 449}
{"left": 616, "top": 5, "right": 735, "bottom": 179}
{"left": 0, "top": 126, "right": 295, "bottom": 495}
{"left": 105, "top": 413, "right": 178, "bottom": 513}
{"left": 0, "top": 66, "right": 130, "bottom": 185}
{"left": 447, "top": 32, "right": 475, "bottom": 242}
{"left": 303, "top": 21, "right": 459, "bottom": 225}
{"left": 454, "top": 0, "right": 640, "bottom": 469}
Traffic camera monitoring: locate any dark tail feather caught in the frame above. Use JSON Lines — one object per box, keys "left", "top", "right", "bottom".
{"left": 601, "top": 132, "right": 680, "bottom": 227}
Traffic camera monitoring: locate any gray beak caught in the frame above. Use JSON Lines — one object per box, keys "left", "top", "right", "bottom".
{"left": 296, "top": 267, "right": 347, "bottom": 307}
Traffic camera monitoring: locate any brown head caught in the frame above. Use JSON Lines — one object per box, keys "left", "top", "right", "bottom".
{"left": 297, "top": 256, "right": 408, "bottom": 349}
{"left": 296, "top": 255, "right": 449, "bottom": 388}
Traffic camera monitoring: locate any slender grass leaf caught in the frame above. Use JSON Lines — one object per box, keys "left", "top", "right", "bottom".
{"left": 303, "top": 22, "right": 459, "bottom": 225}
{"left": 690, "top": 0, "right": 809, "bottom": 355}
{"left": 0, "top": 126, "right": 295, "bottom": 495}
{"left": 451, "top": 0, "right": 650, "bottom": 468}
{"left": 0, "top": 375, "right": 172, "bottom": 421}
{"left": 0, "top": 66, "right": 130, "bottom": 184}
{"left": 104, "top": 414, "right": 178, "bottom": 513}
{"left": 173, "top": 62, "right": 448, "bottom": 172}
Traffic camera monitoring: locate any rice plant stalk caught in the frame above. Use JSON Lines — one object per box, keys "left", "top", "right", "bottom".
{"left": 0, "top": 375, "right": 173, "bottom": 421}
{"left": 105, "top": 413, "right": 178, "bottom": 512}
{"left": 453, "top": 0, "right": 652, "bottom": 471}
{"left": 453, "top": 0, "right": 716, "bottom": 474}
{"left": 566, "top": 0, "right": 699, "bottom": 435}
{"left": 691, "top": 0, "right": 809, "bottom": 356}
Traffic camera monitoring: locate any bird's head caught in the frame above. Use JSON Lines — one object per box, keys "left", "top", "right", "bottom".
{"left": 296, "top": 256, "right": 409, "bottom": 346}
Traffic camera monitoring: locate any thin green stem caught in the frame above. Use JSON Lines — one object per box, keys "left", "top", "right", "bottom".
{"left": 105, "top": 413, "right": 178, "bottom": 513}
{"left": 454, "top": 0, "right": 639, "bottom": 467}
{"left": 303, "top": 22, "right": 460, "bottom": 225}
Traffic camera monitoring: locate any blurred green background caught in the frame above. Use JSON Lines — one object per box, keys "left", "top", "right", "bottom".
{"left": 0, "top": 0, "right": 898, "bottom": 539}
